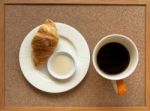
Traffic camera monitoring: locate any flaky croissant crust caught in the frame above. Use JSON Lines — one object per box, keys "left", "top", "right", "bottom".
{"left": 32, "top": 19, "right": 59, "bottom": 66}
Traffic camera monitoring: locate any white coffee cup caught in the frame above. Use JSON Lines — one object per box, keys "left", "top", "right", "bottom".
{"left": 92, "top": 34, "right": 139, "bottom": 95}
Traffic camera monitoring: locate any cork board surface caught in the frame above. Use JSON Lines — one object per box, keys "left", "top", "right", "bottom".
{"left": 5, "top": 5, "right": 145, "bottom": 107}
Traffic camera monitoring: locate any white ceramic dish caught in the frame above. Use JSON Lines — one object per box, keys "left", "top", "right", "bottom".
{"left": 19, "top": 22, "right": 90, "bottom": 93}
{"left": 47, "top": 51, "right": 76, "bottom": 80}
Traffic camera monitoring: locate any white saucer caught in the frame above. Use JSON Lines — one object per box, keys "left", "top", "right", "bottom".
{"left": 19, "top": 23, "right": 90, "bottom": 93}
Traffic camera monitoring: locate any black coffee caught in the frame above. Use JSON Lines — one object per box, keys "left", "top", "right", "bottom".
{"left": 97, "top": 42, "right": 130, "bottom": 74}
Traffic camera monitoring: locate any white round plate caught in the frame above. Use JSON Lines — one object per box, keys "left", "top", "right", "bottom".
{"left": 19, "top": 22, "right": 90, "bottom": 93}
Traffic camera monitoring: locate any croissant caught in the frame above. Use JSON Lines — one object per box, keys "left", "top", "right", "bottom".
{"left": 32, "top": 19, "right": 59, "bottom": 66}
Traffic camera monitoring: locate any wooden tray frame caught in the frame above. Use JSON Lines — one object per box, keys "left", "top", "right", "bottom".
{"left": 0, "top": 0, "right": 150, "bottom": 111}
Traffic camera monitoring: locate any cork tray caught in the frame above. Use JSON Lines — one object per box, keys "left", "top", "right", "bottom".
{"left": 5, "top": 5, "right": 145, "bottom": 106}
{"left": 1, "top": 1, "right": 150, "bottom": 111}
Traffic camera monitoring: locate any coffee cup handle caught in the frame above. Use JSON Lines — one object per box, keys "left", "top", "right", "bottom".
{"left": 112, "top": 80, "right": 126, "bottom": 95}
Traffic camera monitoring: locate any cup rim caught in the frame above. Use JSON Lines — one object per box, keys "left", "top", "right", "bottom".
{"left": 92, "top": 34, "right": 139, "bottom": 80}
{"left": 47, "top": 51, "right": 76, "bottom": 80}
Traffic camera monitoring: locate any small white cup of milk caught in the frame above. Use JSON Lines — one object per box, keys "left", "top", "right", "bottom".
{"left": 47, "top": 51, "right": 76, "bottom": 80}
